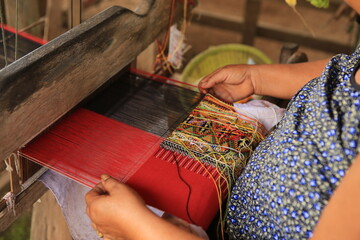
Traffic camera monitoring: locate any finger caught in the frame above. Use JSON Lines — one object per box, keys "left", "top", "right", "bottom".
{"left": 85, "top": 184, "right": 106, "bottom": 204}
{"left": 199, "top": 71, "right": 228, "bottom": 90}
{"left": 94, "top": 182, "right": 107, "bottom": 194}
{"left": 198, "top": 68, "right": 224, "bottom": 87}
{"left": 198, "top": 86, "right": 208, "bottom": 94}
{"left": 100, "top": 174, "right": 122, "bottom": 193}
{"left": 101, "top": 174, "right": 111, "bottom": 184}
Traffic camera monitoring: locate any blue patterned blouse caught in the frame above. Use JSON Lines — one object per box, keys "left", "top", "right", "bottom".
{"left": 227, "top": 47, "right": 360, "bottom": 240}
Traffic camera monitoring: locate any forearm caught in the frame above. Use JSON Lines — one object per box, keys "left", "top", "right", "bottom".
{"left": 252, "top": 59, "right": 329, "bottom": 99}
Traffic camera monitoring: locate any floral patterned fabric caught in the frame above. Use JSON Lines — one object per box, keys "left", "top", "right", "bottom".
{"left": 227, "top": 47, "right": 360, "bottom": 240}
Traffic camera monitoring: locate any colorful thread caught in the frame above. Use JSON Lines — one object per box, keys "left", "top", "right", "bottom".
{"left": 161, "top": 94, "right": 268, "bottom": 180}
{"left": 161, "top": 94, "right": 268, "bottom": 239}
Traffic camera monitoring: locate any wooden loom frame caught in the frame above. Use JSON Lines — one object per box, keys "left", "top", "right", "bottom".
{"left": 0, "top": 0, "right": 191, "bottom": 231}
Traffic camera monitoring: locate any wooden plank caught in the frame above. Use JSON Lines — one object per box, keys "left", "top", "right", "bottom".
{"left": 192, "top": 9, "right": 243, "bottom": 33}
{"left": 0, "top": 181, "right": 48, "bottom": 232}
{"left": 256, "top": 23, "right": 352, "bottom": 54}
{"left": 0, "top": 0, "right": 185, "bottom": 161}
{"left": 192, "top": 9, "right": 352, "bottom": 54}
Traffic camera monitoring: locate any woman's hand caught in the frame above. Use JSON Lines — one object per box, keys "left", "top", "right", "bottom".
{"left": 198, "top": 59, "right": 328, "bottom": 101}
{"left": 85, "top": 175, "right": 205, "bottom": 240}
{"left": 85, "top": 175, "right": 149, "bottom": 240}
{"left": 198, "top": 64, "right": 255, "bottom": 103}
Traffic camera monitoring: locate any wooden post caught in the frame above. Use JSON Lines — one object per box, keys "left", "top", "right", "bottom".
{"left": 69, "top": 0, "right": 82, "bottom": 28}
{"left": 242, "top": 0, "right": 262, "bottom": 46}
{"left": 134, "top": 41, "right": 157, "bottom": 72}
{"left": 44, "top": 0, "right": 66, "bottom": 41}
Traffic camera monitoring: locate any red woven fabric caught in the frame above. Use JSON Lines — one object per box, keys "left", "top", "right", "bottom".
{"left": 21, "top": 108, "right": 226, "bottom": 229}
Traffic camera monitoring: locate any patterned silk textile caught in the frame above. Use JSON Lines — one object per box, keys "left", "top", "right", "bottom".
{"left": 161, "top": 94, "right": 268, "bottom": 179}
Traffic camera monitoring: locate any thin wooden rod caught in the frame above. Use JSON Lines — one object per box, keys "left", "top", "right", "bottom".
{"left": 70, "top": 0, "right": 73, "bottom": 28}
{"left": 70, "top": 0, "right": 82, "bottom": 28}
{"left": 15, "top": 0, "right": 19, "bottom": 60}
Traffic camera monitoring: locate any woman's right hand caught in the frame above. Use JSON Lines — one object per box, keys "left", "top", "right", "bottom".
{"left": 198, "top": 64, "right": 256, "bottom": 103}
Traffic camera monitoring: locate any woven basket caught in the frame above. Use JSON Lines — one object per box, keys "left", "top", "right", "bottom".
{"left": 181, "top": 44, "right": 272, "bottom": 87}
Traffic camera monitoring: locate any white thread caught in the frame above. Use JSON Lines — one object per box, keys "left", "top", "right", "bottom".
{"left": 4, "top": 158, "right": 13, "bottom": 172}
{"left": 12, "top": 152, "right": 20, "bottom": 175}
{"left": 2, "top": 192, "right": 16, "bottom": 216}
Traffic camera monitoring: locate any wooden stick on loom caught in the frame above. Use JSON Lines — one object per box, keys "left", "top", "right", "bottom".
{"left": 0, "top": 0, "right": 188, "bottom": 162}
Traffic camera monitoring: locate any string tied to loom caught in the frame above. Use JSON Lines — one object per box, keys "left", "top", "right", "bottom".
{"left": 3, "top": 153, "right": 19, "bottom": 216}
{"left": 4, "top": 158, "right": 13, "bottom": 173}
{"left": 5, "top": 152, "right": 21, "bottom": 176}
{"left": 2, "top": 192, "right": 16, "bottom": 216}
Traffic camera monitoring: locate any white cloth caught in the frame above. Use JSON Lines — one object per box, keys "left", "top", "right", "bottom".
{"left": 233, "top": 100, "right": 286, "bottom": 131}
{"left": 39, "top": 170, "right": 100, "bottom": 240}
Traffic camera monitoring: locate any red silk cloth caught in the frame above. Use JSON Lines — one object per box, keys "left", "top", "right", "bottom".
{"left": 20, "top": 108, "right": 226, "bottom": 229}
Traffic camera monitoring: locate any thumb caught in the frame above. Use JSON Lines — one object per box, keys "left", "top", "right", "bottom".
{"left": 198, "top": 78, "right": 211, "bottom": 88}
{"left": 101, "top": 174, "right": 120, "bottom": 192}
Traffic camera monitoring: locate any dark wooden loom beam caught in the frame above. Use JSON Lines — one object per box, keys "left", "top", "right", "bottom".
{"left": 0, "top": 0, "right": 189, "bottom": 230}
{"left": 0, "top": 0, "right": 187, "bottom": 162}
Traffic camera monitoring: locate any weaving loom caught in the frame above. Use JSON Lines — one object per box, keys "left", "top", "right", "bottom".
{"left": 18, "top": 72, "right": 222, "bottom": 229}
{"left": 0, "top": 0, "right": 265, "bottom": 233}
{"left": 18, "top": 69, "right": 267, "bottom": 228}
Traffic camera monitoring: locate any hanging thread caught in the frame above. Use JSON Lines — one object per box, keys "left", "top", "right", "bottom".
{"left": 154, "top": 0, "right": 192, "bottom": 74}
{"left": 2, "top": 192, "right": 16, "bottom": 216}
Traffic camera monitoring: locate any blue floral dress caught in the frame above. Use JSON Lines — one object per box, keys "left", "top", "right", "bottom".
{"left": 227, "top": 47, "right": 360, "bottom": 240}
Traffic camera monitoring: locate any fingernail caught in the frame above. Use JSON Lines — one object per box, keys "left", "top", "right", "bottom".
{"left": 101, "top": 174, "right": 111, "bottom": 182}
